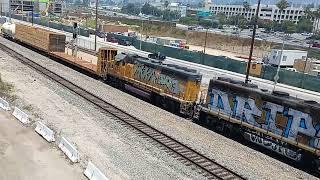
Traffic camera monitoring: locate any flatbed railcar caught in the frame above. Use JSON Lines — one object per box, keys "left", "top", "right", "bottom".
{"left": 195, "top": 77, "right": 320, "bottom": 171}
{"left": 1, "top": 23, "right": 202, "bottom": 117}
{"left": 2, "top": 22, "right": 320, "bottom": 174}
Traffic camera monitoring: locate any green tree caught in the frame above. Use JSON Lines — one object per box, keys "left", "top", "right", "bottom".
{"left": 179, "top": 16, "right": 198, "bottom": 25}
{"left": 281, "top": 20, "right": 296, "bottom": 34}
{"left": 276, "top": 0, "right": 289, "bottom": 24}
{"left": 162, "top": 10, "right": 180, "bottom": 21}
{"left": 297, "top": 17, "right": 313, "bottom": 33}
{"left": 238, "top": 17, "right": 248, "bottom": 30}
{"left": 82, "top": 0, "right": 90, "bottom": 6}
{"left": 242, "top": 1, "right": 250, "bottom": 20}
{"left": 121, "top": 3, "right": 140, "bottom": 15}
{"left": 303, "top": 5, "right": 314, "bottom": 19}
{"left": 216, "top": 12, "right": 227, "bottom": 25}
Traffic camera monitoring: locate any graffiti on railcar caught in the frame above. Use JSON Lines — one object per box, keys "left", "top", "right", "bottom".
{"left": 133, "top": 63, "right": 181, "bottom": 94}
{"left": 244, "top": 132, "right": 302, "bottom": 161}
{"left": 207, "top": 89, "right": 320, "bottom": 149}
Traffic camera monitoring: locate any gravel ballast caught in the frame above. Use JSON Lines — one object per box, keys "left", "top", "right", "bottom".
{"left": 0, "top": 37, "right": 317, "bottom": 179}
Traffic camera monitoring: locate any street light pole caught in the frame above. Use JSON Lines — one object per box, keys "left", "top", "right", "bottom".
{"left": 94, "top": 0, "right": 98, "bottom": 51}
{"left": 32, "top": 5, "right": 34, "bottom": 26}
{"left": 273, "top": 35, "right": 286, "bottom": 91}
{"left": 244, "top": 0, "right": 261, "bottom": 84}
{"left": 139, "top": 0, "right": 142, "bottom": 50}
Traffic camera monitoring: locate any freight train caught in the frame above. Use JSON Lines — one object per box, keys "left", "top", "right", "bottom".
{"left": 1, "top": 23, "right": 320, "bottom": 173}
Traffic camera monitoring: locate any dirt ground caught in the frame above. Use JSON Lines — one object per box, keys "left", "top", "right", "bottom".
{"left": 0, "top": 111, "right": 84, "bottom": 180}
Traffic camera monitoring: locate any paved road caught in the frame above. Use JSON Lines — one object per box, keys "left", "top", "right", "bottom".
{"left": 0, "top": 110, "right": 83, "bottom": 180}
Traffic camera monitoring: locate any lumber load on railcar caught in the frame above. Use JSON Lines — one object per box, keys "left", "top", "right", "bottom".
{"left": 196, "top": 77, "right": 320, "bottom": 169}
{"left": 105, "top": 53, "right": 202, "bottom": 116}
{"left": 15, "top": 24, "right": 65, "bottom": 52}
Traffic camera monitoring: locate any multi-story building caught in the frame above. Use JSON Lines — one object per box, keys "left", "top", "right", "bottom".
{"left": 205, "top": 2, "right": 318, "bottom": 25}
{"left": 0, "top": 0, "right": 62, "bottom": 15}
{"left": 0, "top": 0, "right": 10, "bottom": 14}
{"left": 153, "top": 1, "right": 187, "bottom": 17}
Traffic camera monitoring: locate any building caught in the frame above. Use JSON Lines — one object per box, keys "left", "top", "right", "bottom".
{"left": 99, "top": 24, "right": 128, "bottom": 33}
{"left": 266, "top": 49, "right": 307, "bottom": 67}
{"left": 153, "top": 1, "right": 187, "bottom": 17}
{"left": 294, "top": 59, "right": 320, "bottom": 73}
{"left": 314, "top": 19, "right": 320, "bottom": 32}
{"left": 205, "top": 3, "right": 318, "bottom": 25}
{"left": 0, "top": 0, "right": 10, "bottom": 14}
{"left": 0, "top": 0, "right": 62, "bottom": 15}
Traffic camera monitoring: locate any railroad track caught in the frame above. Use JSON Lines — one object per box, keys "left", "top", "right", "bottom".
{"left": 0, "top": 43, "right": 245, "bottom": 180}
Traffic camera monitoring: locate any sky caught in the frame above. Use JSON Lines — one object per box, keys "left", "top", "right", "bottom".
{"left": 212, "top": 0, "right": 319, "bottom": 6}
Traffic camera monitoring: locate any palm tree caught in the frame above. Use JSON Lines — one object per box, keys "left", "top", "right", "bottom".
{"left": 276, "top": 0, "right": 289, "bottom": 24}
{"left": 303, "top": 5, "right": 313, "bottom": 19}
{"left": 273, "top": 0, "right": 289, "bottom": 87}
{"left": 242, "top": 1, "right": 250, "bottom": 20}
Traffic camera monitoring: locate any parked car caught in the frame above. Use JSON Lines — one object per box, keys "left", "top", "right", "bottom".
{"left": 106, "top": 33, "right": 118, "bottom": 43}
{"left": 148, "top": 52, "right": 166, "bottom": 60}
{"left": 285, "top": 68, "right": 297, "bottom": 72}
{"left": 96, "top": 31, "right": 106, "bottom": 38}
{"left": 118, "top": 39, "right": 131, "bottom": 46}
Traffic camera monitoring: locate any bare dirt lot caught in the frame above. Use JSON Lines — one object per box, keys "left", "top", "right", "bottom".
{"left": 0, "top": 111, "right": 83, "bottom": 180}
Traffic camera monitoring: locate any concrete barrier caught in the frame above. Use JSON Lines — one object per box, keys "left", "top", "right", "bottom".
{"left": 84, "top": 161, "right": 109, "bottom": 180}
{"left": 35, "top": 121, "right": 55, "bottom": 142}
{"left": 0, "top": 97, "right": 11, "bottom": 111}
{"left": 58, "top": 137, "right": 80, "bottom": 163}
{"left": 12, "top": 107, "right": 29, "bottom": 124}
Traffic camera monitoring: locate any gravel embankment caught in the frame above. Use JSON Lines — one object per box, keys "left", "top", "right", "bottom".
{"left": 0, "top": 45, "right": 202, "bottom": 179}
{"left": 0, "top": 36, "right": 317, "bottom": 179}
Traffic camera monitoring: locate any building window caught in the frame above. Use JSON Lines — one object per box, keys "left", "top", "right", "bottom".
{"left": 282, "top": 56, "right": 287, "bottom": 61}
{"left": 275, "top": 10, "right": 278, "bottom": 13}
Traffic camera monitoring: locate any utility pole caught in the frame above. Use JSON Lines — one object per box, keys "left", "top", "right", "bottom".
{"left": 139, "top": 0, "right": 143, "bottom": 50}
{"left": 9, "top": 0, "right": 11, "bottom": 22}
{"left": 203, "top": 28, "right": 208, "bottom": 54}
{"left": 273, "top": 35, "right": 286, "bottom": 91}
{"left": 94, "top": 0, "right": 98, "bottom": 51}
{"left": 244, "top": 0, "right": 261, "bottom": 84}
{"left": 300, "top": 39, "right": 313, "bottom": 88}
{"left": 32, "top": 5, "right": 34, "bottom": 26}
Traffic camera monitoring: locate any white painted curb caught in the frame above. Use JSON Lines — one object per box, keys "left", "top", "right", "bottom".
{"left": 58, "top": 137, "right": 80, "bottom": 163}
{"left": 84, "top": 161, "right": 109, "bottom": 180}
{"left": 12, "top": 107, "right": 29, "bottom": 124}
{"left": 0, "top": 97, "right": 11, "bottom": 111}
{"left": 35, "top": 121, "right": 55, "bottom": 142}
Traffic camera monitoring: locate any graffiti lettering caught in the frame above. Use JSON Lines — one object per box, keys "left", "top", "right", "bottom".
{"left": 208, "top": 89, "right": 320, "bottom": 149}
{"left": 133, "top": 63, "right": 180, "bottom": 94}
{"left": 244, "top": 132, "right": 302, "bottom": 161}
